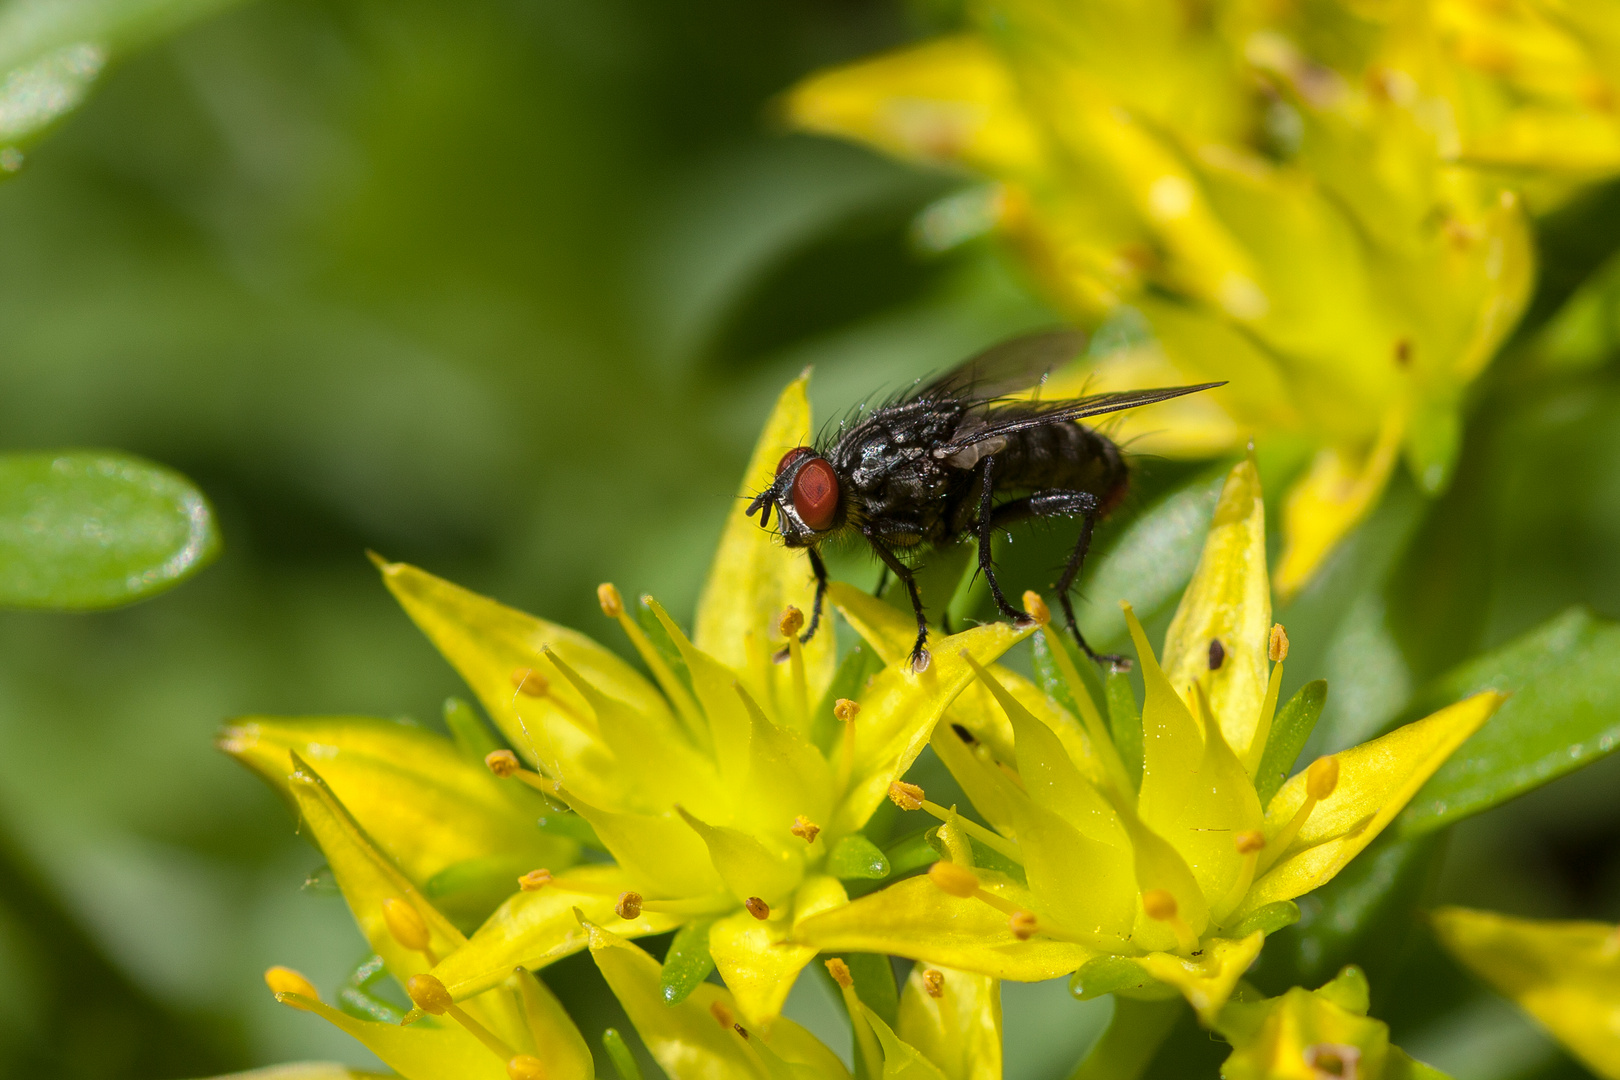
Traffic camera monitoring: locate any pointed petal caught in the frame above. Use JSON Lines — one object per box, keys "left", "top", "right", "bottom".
{"left": 836, "top": 621, "right": 1036, "bottom": 834}
{"left": 1431, "top": 907, "right": 1620, "bottom": 1080}
{"left": 1236, "top": 692, "right": 1503, "bottom": 918}
{"left": 1004, "top": 795, "right": 1135, "bottom": 945}
{"left": 1160, "top": 457, "right": 1271, "bottom": 758}
{"left": 426, "top": 864, "right": 682, "bottom": 1000}
{"left": 223, "top": 715, "right": 574, "bottom": 889}
{"left": 515, "top": 968, "right": 593, "bottom": 1080}
{"left": 377, "top": 559, "right": 665, "bottom": 809}
{"left": 741, "top": 683, "right": 835, "bottom": 839}
{"left": 679, "top": 807, "right": 805, "bottom": 906}
{"left": 709, "top": 874, "right": 847, "bottom": 1027}
{"left": 897, "top": 965, "right": 1001, "bottom": 1080}
{"left": 791, "top": 875, "right": 1093, "bottom": 980}
{"left": 694, "top": 375, "right": 836, "bottom": 723}
{"left": 650, "top": 598, "right": 754, "bottom": 787}
{"left": 562, "top": 794, "right": 726, "bottom": 899}
{"left": 586, "top": 919, "right": 850, "bottom": 1080}
{"left": 862, "top": 1006, "right": 952, "bottom": 1080}
{"left": 1275, "top": 412, "right": 1404, "bottom": 599}
{"left": 275, "top": 995, "right": 507, "bottom": 1080}
{"left": 1130, "top": 932, "right": 1264, "bottom": 1025}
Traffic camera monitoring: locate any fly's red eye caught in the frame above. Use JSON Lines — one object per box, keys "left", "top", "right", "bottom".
{"left": 776, "top": 446, "right": 814, "bottom": 477}
{"left": 791, "top": 457, "right": 839, "bottom": 531}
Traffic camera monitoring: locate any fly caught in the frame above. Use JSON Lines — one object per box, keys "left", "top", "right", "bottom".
{"left": 745, "top": 330, "right": 1222, "bottom": 672}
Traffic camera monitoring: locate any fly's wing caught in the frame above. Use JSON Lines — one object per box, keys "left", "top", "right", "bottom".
{"left": 911, "top": 329, "right": 1087, "bottom": 403}
{"left": 931, "top": 383, "right": 1226, "bottom": 457}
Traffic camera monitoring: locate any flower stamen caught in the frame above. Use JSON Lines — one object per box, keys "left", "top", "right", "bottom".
{"left": 1022, "top": 591, "right": 1050, "bottom": 626}
{"left": 1143, "top": 889, "right": 1200, "bottom": 953}
{"left": 615, "top": 891, "right": 643, "bottom": 920}
{"left": 1215, "top": 831, "right": 1266, "bottom": 922}
{"left": 507, "top": 1055, "right": 546, "bottom": 1080}
{"left": 510, "top": 667, "right": 549, "bottom": 697}
{"left": 484, "top": 750, "right": 561, "bottom": 798}
{"left": 265, "top": 965, "right": 320, "bottom": 1002}
{"left": 777, "top": 607, "right": 809, "bottom": 727}
{"left": 407, "top": 973, "right": 519, "bottom": 1061}
{"left": 903, "top": 793, "right": 1024, "bottom": 863}
{"left": 835, "top": 698, "right": 860, "bottom": 784}
{"left": 928, "top": 860, "right": 1033, "bottom": 929}
{"left": 382, "top": 897, "right": 437, "bottom": 965}
{"left": 826, "top": 959, "right": 883, "bottom": 1079}
{"left": 1257, "top": 755, "right": 1338, "bottom": 874}
{"left": 1246, "top": 622, "right": 1290, "bottom": 774}
{"left": 744, "top": 896, "right": 770, "bottom": 920}
{"left": 1009, "top": 911, "right": 1038, "bottom": 939}
{"left": 597, "top": 585, "right": 706, "bottom": 742}
{"left": 887, "top": 780, "right": 924, "bottom": 811}
{"left": 922, "top": 969, "right": 945, "bottom": 997}
{"left": 710, "top": 1001, "right": 734, "bottom": 1028}
{"left": 518, "top": 868, "right": 553, "bottom": 891}
{"left": 791, "top": 815, "right": 820, "bottom": 843}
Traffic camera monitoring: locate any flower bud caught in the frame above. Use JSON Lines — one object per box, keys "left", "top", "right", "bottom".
{"left": 825, "top": 957, "right": 853, "bottom": 988}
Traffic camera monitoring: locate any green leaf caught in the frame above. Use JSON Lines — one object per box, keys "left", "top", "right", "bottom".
{"left": 659, "top": 919, "right": 716, "bottom": 1006}
{"left": 602, "top": 1029, "right": 644, "bottom": 1080}
{"left": 442, "top": 698, "right": 502, "bottom": 764}
{"left": 0, "top": 451, "right": 219, "bottom": 609}
{"left": 1395, "top": 607, "right": 1620, "bottom": 837}
{"left": 1106, "top": 670, "right": 1143, "bottom": 791}
{"left": 828, "top": 834, "right": 891, "bottom": 880}
{"left": 882, "top": 832, "right": 936, "bottom": 878}
{"left": 1254, "top": 680, "right": 1327, "bottom": 807}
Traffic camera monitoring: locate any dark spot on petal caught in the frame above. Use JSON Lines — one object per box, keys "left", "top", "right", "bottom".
{"left": 952, "top": 723, "right": 977, "bottom": 745}
{"left": 1208, "top": 638, "right": 1225, "bottom": 671}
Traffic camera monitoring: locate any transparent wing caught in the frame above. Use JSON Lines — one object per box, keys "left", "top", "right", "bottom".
{"left": 912, "top": 329, "right": 1087, "bottom": 403}
{"left": 931, "top": 383, "right": 1226, "bottom": 456}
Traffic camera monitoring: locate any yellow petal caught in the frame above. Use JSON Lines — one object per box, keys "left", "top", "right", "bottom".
{"left": 1005, "top": 795, "right": 1135, "bottom": 945}
{"left": 1216, "top": 980, "right": 1393, "bottom": 1080}
{"left": 1432, "top": 907, "right": 1620, "bottom": 1080}
{"left": 739, "top": 683, "right": 835, "bottom": 840}
{"left": 514, "top": 967, "right": 593, "bottom": 1080}
{"left": 693, "top": 374, "right": 835, "bottom": 727}
{"left": 1274, "top": 409, "right": 1405, "bottom": 599}
{"left": 586, "top": 919, "right": 849, "bottom": 1080}
{"left": 835, "top": 620, "right": 1036, "bottom": 834}
{"left": 274, "top": 995, "right": 506, "bottom": 1080}
{"left": 222, "top": 715, "right": 574, "bottom": 889}
{"left": 1130, "top": 931, "right": 1264, "bottom": 1026}
{"left": 679, "top": 807, "right": 804, "bottom": 907}
{"left": 897, "top": 964, "right": 1001, "bottom": 1080}
{"left": 862, "top": 1004, "right": 952, "bottom": 1080}
{"left": 648, "top": 597, "right": 753, "bottom": 786}
{"left": 791, "top": 875, "right": 1093, "bottom": 980}
{"left": 786, "top": 35, "right": 1045, "bottom": 175}
{"left": 376, "top": 559, "right": 665, "bottom": 810}
{"left": 1160, "top": 456, "right": 1271, "bottom": 758}
{"left": 561, "top": 795, "right": 726, "bottom": 899}
{"left": 426, "top": 864, "right": 682, "bottom": 1000}
{"left": 709, "top": 874, "right": 848, "bottom": 1027}
{"left": 1236, "top": 692, "right": 1504, "bottom": 918}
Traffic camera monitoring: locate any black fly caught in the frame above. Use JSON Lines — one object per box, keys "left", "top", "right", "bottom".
{"left": 745, "top": 330, "right": 1222, "bottom": 672}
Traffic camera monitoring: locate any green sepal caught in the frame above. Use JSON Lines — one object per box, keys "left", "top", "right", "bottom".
{"left": 1254, "top": 680, "right": 1327, "bottom": 807}
{"left": 442, "top": 698, "right": 502, "bottom": 764}
{"left": 881, "top": 832, "right": 937, "bottom": 878}
{"left": 602, "top": 1028, "right": 644, "bottom": 1080}
{"left": 659, "top": 919, "right": 717, "bottom": 1005}
{"left": 845, "top": 952, "right": 900, "bottom": 1028}
{"left": 1105, "top": 669, "right": 1143, "bottom": 791}
{"left": 828, "top": 834, "right": 891, "bottom": 880}
{"left": 1227, "top": 900, "right": 1301, "bottom": 939}
{"left": 1069, "top": 956, "right": 1178, "bottom": 1001}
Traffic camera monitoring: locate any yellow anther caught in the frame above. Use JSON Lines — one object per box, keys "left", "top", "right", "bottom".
{"left": 888, "top": 780, "right": 925, "bottom": 811}
{"left": 518, "top": 868, "right": 553, "bottom": 891}
{"left": 615, "top": 891, "right": 643, "bottom": 920}
{"left": 406, "top": 973, "right": 455, "bottom": 1015}
{"left": 1269, "top": 623, "right": 1290, "bottom": 663}
{"left": 597, "top": 583, "right": 624, "bottom": 618}
{"left": 825, "top": 957, "right": 853, "bottom": 989}
{"left": 507, "top": 1055, "right": 546, "bottom": 1080}
{"left": 1142, "top": 889, "right": 1179, "bottom": 922}
{"left": 1009, "top": 911, "right": 1037, "bottom": 940}
{"left": 928, "top": 860, "right": 979, "bottom": 898}
{"left": 382, "top": 897, "right": 432, "bottom": 954}
{"left": 1022, "top": 591, "right": 1050, "bottom": 626}
{"left": 485, "top": 749, "right": 520, "bottom": 777}
{"left": 1306, "top": 755, "right": 1340, "bottom": 800}
{"left": 834, "top": 698, "right": 860, "bottom": 722}
{"left": 1304, "top": 1043, "right": 1359, "bottom": 1079}
{"left": 778, "top": 606, "right": 804, "bottom": 637}
{"left": 265, "top": 965, "right": 319, "bottom": 1001}
{"left": 510, "top": 667, "right": 548, "bottom": 697}
{"left": 922, "top": 969, "right": 945, "bottom": 998}
{"left": 1234, "top": 830, "right": 1266, "bottom": 856}
{"left": 710, "top": 1001, "right": 735, "bottom": 1028}
{"left": 791, "top": 815, "right": 820, "bottom": 844}
{"left": 745, "top": 896, "right": 771, "bottom": 920}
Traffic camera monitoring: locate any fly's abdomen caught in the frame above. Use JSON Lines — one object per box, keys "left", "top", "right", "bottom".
{"left": 994, "top": 422, "right": 1127, "bottom": 507}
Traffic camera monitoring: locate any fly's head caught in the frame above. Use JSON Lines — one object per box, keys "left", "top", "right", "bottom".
{"left": 746, "top": 446, "right": 843, "bottom": 547}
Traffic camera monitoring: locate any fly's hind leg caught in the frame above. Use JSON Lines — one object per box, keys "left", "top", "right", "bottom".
{"left": 976, "top": 455, "right": 1032, "bottom": 625}
{"left": 997, "top": 488, "right": 1131, "bottom": 670}
{"left": 865, "top": 531, "right": 931, "bottom": 672}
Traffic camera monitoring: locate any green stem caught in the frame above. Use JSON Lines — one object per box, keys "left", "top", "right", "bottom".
{"left": 1067, "top": 998, "right": 1183, "bottom": 1080}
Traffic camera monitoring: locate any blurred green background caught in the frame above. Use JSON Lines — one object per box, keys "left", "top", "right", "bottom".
{"left": 2, "top": 0, "right": 1620, "bottom": 1077}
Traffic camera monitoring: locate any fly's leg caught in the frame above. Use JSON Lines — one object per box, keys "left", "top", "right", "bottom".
{"left": 774, "top": 547, "right": 830, "bottom": 662}
{"left": 976, "top": 455, "right": 1031, "bottom": 625}
{"left": 865, "top": 532, "right": 931, "bottom": 672}
{"left": 873, "top": 565, "right": 891, "bottom": 599}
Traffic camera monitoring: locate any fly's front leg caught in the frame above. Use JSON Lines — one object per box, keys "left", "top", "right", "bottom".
{"left": 865, "top": 531, "right": 931, "bottom": 672}
{"left": 1013, "top": 488, "right": 1131, "bottom": 671}
{"left": 774, "top": 547, "right": 830, "bottom": 662}
{"left": 976, "top": 455, "right": 1031, "bottom": 625}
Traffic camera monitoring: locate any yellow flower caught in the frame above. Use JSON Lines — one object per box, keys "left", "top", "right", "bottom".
{"left": 1431, "top": 906, "right": 1620, "bottom": 1080}
{"left": 780, "top": 0, "right": 1620, "bottom": 592}
{"left": 792, "top": 457, "right": 1503, "bottom": 1022}
{"left": 362, "top": 374, "right": 1036, "bottom": 1026}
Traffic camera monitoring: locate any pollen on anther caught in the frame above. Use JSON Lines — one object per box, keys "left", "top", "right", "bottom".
{"left": 382, "top": 897, "right": 431, "bottom": 953}
{"left": 511, "top": 667, "right": 548, "bottom": 697}
{"left": 791, "top": 815, "right": 821, "bottom": 844}
{"left": 1142, "top": 889, "right": 1179, "bottom": 922}
{"left": 1269, "top": 623, "right": 1290, "bottom": 663}
{"left": 519, "top": 868, "right": 553, "bottom": 891}
{"left": 265, "top": 965, "right": 320, "bottom": 1001}
{"left": 1306, "top": 756, "right": 1340, "bottom": 800}
{"left": 508, "top": 1055, "right": 546, "bottom": 1080}
{"left": 1009, "top": 911, "right": 1037, "bottom": 940}
{"left": 615, "top": 891, "right": 643, "bottom": 920}
{"left": 597, "top": 583, "right": 624, "bottom": 618}
{"left": 778, "top": 606, "right": 804, "bottom": 637}
{"left": 1234, "top": 830, "right": 1266, "bottom": 855}
{"left": 406, "top": 973, "right": 455, "bottom": 1015}
{"left": 825, "top": 957, "right": 854, "bottom": 988}
{"left": 834, "top": 698, "right": 860, "bottom": 722}
{"left": 928, "top": 860, "right": 979, "bottom": 898}
{"left": 486, "top": 749, "right": 521, "bottom": 777}
{"left": 888, "top": 780, "right": 925, "bottom": 811}
{"left": 744, "top": 896, "right": 770, "bottom": 920}
{"left": 710, "top": 1001, "right": 735, "bottom": 1028}
{"left": 1022, "top": 591, "right": 1050, "bottom": 626}
{"left": 922, "top": 969, "right": 945, "bottom": 997}
{"left": 1208, "top": 638, "right": 1225, "bottom": 671}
